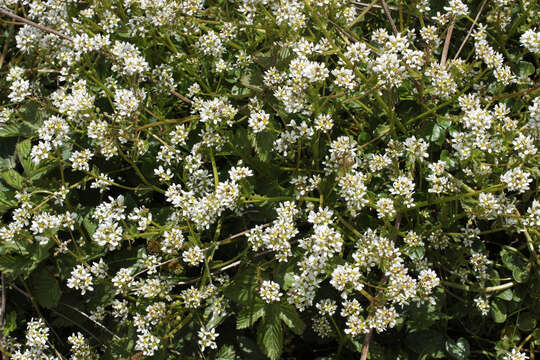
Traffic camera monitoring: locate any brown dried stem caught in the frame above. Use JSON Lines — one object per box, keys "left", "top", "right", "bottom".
{"left": 0, "top": 6, "right": 73, "bottom": 41}
{"left": 347, "top": 0, "right": 379, "bottom": 29}
{"left": 380, "top": 0, "right": 398, "bottom": 35}
{"left": 360, "top": 329, "right": 373, "bottom": 360}
{"left": 441, "top": 17, "right": 455, "bottom": 67}
{"left": 453, "top": 0, "right": 488, "bottom": 62}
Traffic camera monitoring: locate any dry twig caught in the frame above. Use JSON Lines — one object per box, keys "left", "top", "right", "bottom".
{"left": 453, "top": 0, "right": 488, "bottom": 62}
{"left": 441, "top": 17, "right": 455, "bottom": 67}
{"left": 380, "top": 0, "right": 398, "bottom": 35}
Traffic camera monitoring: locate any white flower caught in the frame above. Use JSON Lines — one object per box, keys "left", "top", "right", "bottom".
{"left": 259, "top": 280, "right": 282, "bottom": 303}
{"left": 112, "top": 268, "right": 134, "bottom": 293}
{"left": 332, "top": 67, "right": 356, "bottom": 90}
{"left": 93, "top": 222, "right": 123, "bottom": 251}
{"left": 161, "top": 228, "right": 185, "bottom": 254}
{"left": 344, "top": 315, "right": 369, "bottom": 336}
{"left": 70, "top": 149, "right": 93, "bottom": 171}
{"left": 68, "top": 332, "right": 92, "bottom": 359}
{"left": 31, "top": 141, "right": 52, "bottom": 165}
{"left": 8, "top": 78, "right": 31, "bottom": 102}
{"left": 501, "top": 168, "right": 532, "bottom": 194}
{"left": 25, "top": 318, "right": 49, "bottom": 350}
{"left": 372, "top": 52, "right": 406, "bottom": 88}
{"left": 312, "top": 316, "right": 332, "bottom": 338}
{"left": 182, "top": 246, "right": 204, "bottom": 266}
{"left": 418, "top": 269, "right": 440, "bottom": 294}
{"left": 110, "top": 40, "right": 149, "bottom": 75}
{"left": 520, "top": 29, "right": 540, "bottom": 54}
{"left": 135, "top": 331, "right": 160, "bottom": 356}
{"left": 316, "top": 298, "right": 337, "bottom": 316}
{"left": 198, "top": 327, "right": 219, "bottom": 352}
{"left": 474, "top": 297, "right": 490, "bottom": 316}
{"left": 197, "top": 30, "right": 225, "bottom": 57}
{"left": 404, "top": 136, "right": 429, "bottom": 162}
{"left": 112, "top": 299, "right": 129, "bottom": 320}
{"left": 376, "top": 198, "right": 396, "bottom": 219}
{"left": 229, "top": 166, "right": 253, "bottom": 182}
{"left": 443, "top": 0, "right": 468, "bottom": 17}
{"left": 505, "top": 348, "right": 529, "bottom": 360}
{"left": 114, "top": 88, "right": 140, "bottom": 118}
{"left": 512, "top": 133, "right": 537, "bottom": 158}
{"left": 390, "top": 176, "right": 415, "bottom": 197}
{"left": 67, "top": 265, "right": 94, "bottom": 295}
{"left": 523, "top": 200, "right": 540, "bottom": 227}
{"left": 314, "top": 114, "right": 333, "bottom": 133}
{"left": 248, "top": 110, "right": 270, "bottom": 133}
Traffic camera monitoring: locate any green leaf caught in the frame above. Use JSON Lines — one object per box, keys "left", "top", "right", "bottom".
{"left": 29, "top": 236, "right": 55, "bottom": 263}
{"left": 31, "top": 270, "right": 62, "bottom": 309}
{"left": 0, "top": 123, "right": 33, "bottom": 138}
{"left": 206, "top": 305, "right": 229, "bottom": 330}
{"left": 216, "top": 345, "right": 236, "bottom": 360}
{"left": 501, "top": 249, "right": 527, "bottom": 271}
{"left": 31, "top": 163, "right": 57, "bottom": 182}
{"left": 430, "top": 123, "right": 443, "bottom": 143}
{"left": 83, "top": 214, "right": 98, "bottom": 238}
{"left": 237, "top": 301, "right": 265, "bottom": 329}
{"left": 407, "top": 246, "right": 425, "bottom": 260}
{"left": 0, "top": 256, "right": 19, "bottom": 273}
{"left": 518, "top": 61, "right": 535, "bottom": 78}
{"left": 534, "top": 329, "right": 540, "bottom": 346}
{"left": 406, "top": 302, "right": 441, "bottom": 331}
{"left": 237, "top": 336, "right": 266, "bottom": 360}
{"left": 1, "top": 169, "right": 26, "bottom": 190}
{"left": 273, "top": 261, "right": 296, "bottom": 290}
{"left": 406, "top": 330, "right": 445, "bottom": 358}
{"left": 224, "top": 267, "right": 258, "bottom": 305}
{"left": 445, "top": 337, "right": 470, "bottom": 360}
{"left": 257, "top": 304, "right": 283, "bottom": 360}
{"left": 439, "top": 149, "right": 456, "bottom": 169}
{"left": 3, "top": 311, "right": 16, "bottom": 336}
{"left": 0, "top": 256, "right": 33, "bottom": 276}
{"left": 490, "top": 300, "right": 507, "bottom": 323}
{"left": 249, "top": 131, "right": 276, "bottom": 163}
{"left": 495, "top": 289, "right": 513, "bottom": 301}
{"left": 278, "top": 303, "right": 305, "bottom": 335}
{"left": 0, "top": 190, "right": 17, "bottom": 214}
{"left": 500, "top": 249, "right": 529, "bottom": 283}
{"left": 0, "top": 158, "right": 15, "bottom": 173}
{"left": 517, "top": 313, "right": 536, "bottom": 332}
{"left": 512, "top": 268, "right": 529, "bottom": 283}
{"left": 16, "top": 139, "right": 34, "bottom": 175}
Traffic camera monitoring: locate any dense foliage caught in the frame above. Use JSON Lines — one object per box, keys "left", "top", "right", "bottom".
{"left": 0, "top": 0, "right": 539, "bottom": 359}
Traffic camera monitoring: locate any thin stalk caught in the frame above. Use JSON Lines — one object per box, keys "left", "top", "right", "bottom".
{"left": 441, "top": 17, "right": 456, "bottom": 67}
{"left": 408, "top": 184, "right": 504, "bottom": 210}
{"left": 442, "top": 280, "right": 515, "bottom": 293}
{"left": 380, "top": 0, "right": 398, "bottom": 34}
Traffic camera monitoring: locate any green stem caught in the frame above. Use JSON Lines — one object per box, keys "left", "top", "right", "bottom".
{"left": 118, "top": 147, "right": 165, "bottom": 194}
{"left": 209, "top": 147, "right": 220, "bottom": 189}
{"left": 243, "top": 195, "right": 320, "bottom": 203}
{"left": 407, "top": 184, "right": 504, "bottom": 211}
{"left": 442, "top": 280, "right": 515, "bottom": 293}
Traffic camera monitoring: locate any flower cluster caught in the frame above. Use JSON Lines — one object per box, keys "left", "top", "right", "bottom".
{"left": 0, "top": 0, "right": 538, "bottom": 359}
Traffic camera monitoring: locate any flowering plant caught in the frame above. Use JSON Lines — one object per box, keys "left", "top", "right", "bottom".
{"left": 0, "top": 0, "right": 538, "bottom": 359}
